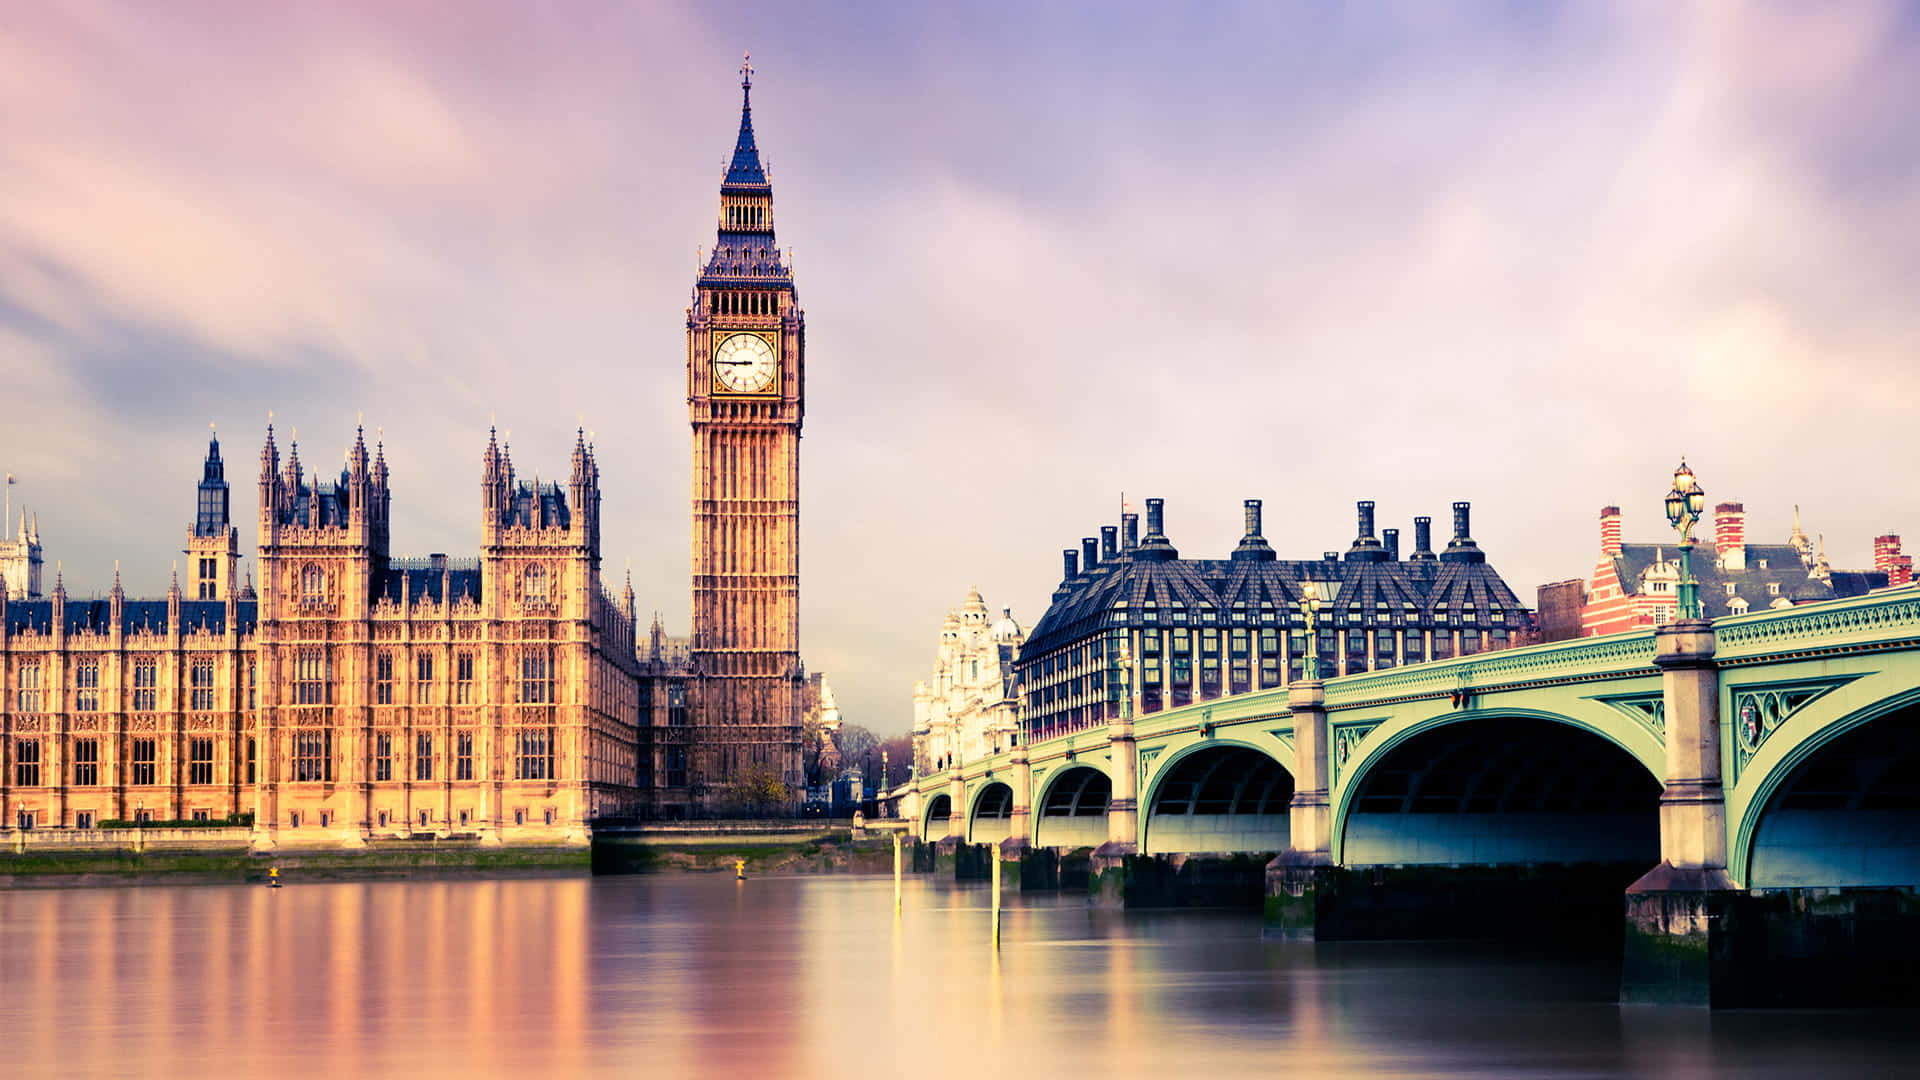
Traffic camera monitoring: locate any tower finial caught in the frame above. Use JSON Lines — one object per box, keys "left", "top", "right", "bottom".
{"left": 741, "top": 50, "right": 753, "bottom": 92}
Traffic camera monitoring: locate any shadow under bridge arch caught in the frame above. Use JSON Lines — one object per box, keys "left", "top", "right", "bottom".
{"left": 920, "top": 794, "right": 952, "bottom": 843}
{"left": 968, "top": 781, "right": 1014, "bottom": 845}
{"left": 1339, "top": 714, "right": 1661, "bottom": 868}
{"left": 1144, "top": 743, "right": 1293, "bottom": 855}
{"left": 1033, "top": 765, "right": 1110, "bottom": 850}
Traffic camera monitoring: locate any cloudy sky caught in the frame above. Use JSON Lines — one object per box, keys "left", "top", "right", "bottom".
{"left": 3, "top": 1, "right": 1916, "bottom": 732}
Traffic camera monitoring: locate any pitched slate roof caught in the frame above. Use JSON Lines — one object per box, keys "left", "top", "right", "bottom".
{"left": 1023, "top": 546, "right": 1530, "bottom": 658}
{"left": 1609, "top": 542, "right": 1886, "bottom": 618}
{"left": 3, "top": 598, "right": 258, "bottom": 636}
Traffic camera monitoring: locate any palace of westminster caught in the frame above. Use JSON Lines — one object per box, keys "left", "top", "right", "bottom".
{"left": 0, "top": 61, "right": 806, "bottom": 840}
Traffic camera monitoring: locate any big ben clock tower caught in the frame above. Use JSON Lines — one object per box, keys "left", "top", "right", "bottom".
{"left": 686, "top": 54, "right": 805, "bottom": 804}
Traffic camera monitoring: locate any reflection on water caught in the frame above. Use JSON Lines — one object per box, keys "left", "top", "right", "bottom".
{"left": 1, "top": 874, "right": 1916, "bottom": 1079}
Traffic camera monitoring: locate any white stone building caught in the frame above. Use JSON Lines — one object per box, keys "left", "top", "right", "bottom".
{"left": 912, "top": 587, "right": 1023, "bottom": 774}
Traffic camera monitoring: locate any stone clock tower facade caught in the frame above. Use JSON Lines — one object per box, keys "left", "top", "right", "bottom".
{"left": 685, "top": 57, "right": 805, "bottom": 804}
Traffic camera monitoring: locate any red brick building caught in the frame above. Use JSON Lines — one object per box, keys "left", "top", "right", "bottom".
{"left": 1557, "top": 503, "right": 1906, "bottom": 639}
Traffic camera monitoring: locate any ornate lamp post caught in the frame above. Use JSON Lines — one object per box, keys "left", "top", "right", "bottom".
{"left": 1114, "top": 640, "right": 1135, "bottom": 723}
{"left": 1664, "top": 459, "right": 1708, "bottom": 621}
{"left": 1299, "top": 582, "right": 1323, "bottom": 680}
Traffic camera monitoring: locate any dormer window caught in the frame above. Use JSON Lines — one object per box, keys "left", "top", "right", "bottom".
{"left": 1767, "top": 582, "right": 1780, "bottom": 596}
{"left": 1725, "top": 583, "right": 1737, "bottom": 596}
{"left": 1757, "top": 559, "right": 1769, "bottom": 570}
{"left": 1728, "top": 598, "right": 1750, "bottom": 615}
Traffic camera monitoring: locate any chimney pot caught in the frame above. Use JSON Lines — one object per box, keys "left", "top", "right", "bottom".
{"left": 1082, "top": 537, "right": 1099, "bottom": 570}
{"left": 1357, "top": 500, "right": 1376, "bottom": 539}
{"left": 1600, "top": 506, "right": 1623, "bottom": 556}
{"left": 1244, "top": 499, "right": 1263, "bottom": 537}
{"left": 1383, "top": 528, "right": 1400, "bottom": 561}
{"left": 1123, "top": 513, "right": 1140, "bottom": 551}
{"left": 1062, "top": 549, "right": 1078, "bottom": 580}
{"left": 1146, "top": 498, "right": 1166, "bottom": 538}
{"left": 1100, "top": 526, "right": 1118, "bottom": 561}
{"left": 1452, "top": 501, "right": 1472, "bottom": 541}
{"left": 1414, "top": 516, "right": 1433, "bottom": 555}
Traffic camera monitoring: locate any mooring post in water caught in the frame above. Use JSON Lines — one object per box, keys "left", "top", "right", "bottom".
{"left": 991, "top": 849, "right": 1002, "bottom": 947}
{"left": 892, "top": 832, "right": 903, "bottom": 914}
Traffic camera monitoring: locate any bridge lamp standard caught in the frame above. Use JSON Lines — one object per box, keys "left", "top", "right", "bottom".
{"left": 1299, "top": 582, "right": 1324, "bottom": 680}
{"left": 1663, "top": 459, "right": 1707, "bottom": 621}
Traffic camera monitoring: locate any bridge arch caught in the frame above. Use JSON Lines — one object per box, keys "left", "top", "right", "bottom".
{"left": 920, "top": 793, "right": 953, "bottom": 843}
{"left": 1142, "top": 740, "right": 1293, "bottom": 855}
{"left": 967, "top": 780, "right": 1015, "bottom": 845}
{"left": 1736, "top": 687, "right": 1920, "bottom": 888}
{"left": 1033, "top": 763, "right": 1111, "bottom": 850}
{"left": 1333, "top": 709, "right": 1661, "bottom": 867}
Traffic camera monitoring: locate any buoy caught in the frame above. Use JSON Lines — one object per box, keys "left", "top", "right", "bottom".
{"left": 267, "top": 866, "right": 281, "bottom": 889}
{"left": 735, "top": 858, "right": 748, "bottom": 880}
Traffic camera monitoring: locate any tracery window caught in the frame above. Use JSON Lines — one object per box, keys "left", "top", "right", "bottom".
{"left": 455, "top": 651, "right": 475, "bottom": 705}
{"left": 293, "top": 731, "right": 332, "bottom": 782}
{"left": 13, "top": 739, "right": 40, "bottom": 787}
{"left": 524, "top": 565, "right": 549, "bottom": 606}
{"left": 190, "top": 658, "right": 215, "bottom": 711}
{"left": 72, "top": 739, "right": 99, "bottom": 786}
{"left": 520, "top": 650, "right": 551, "bottom": 705}
{"left": 375, "top": 651, "right": 395, "bottom": 705}
{"left": 130, "top": 739, "right": 157, "bottom": 786}
{"left": 188, "top": 738, "right": 215, "bottom": 785}
{"left": 16, "top": 661, "right": 42, "bottom": 713}
{"left": 515, "top": 729, "right": 552, "bottom": 781}
{"left": 294, "top": 649, "right": 330, "bottom": 705}
{"left": 133, "top": 659, "right": 157, "bottom": 711}
{"left": 415, "top": 653, "right": 434, "bottom": 704}
{"left": 302, "top": 564, "right": 326, "bottom": 603}
{"left": 74, "top": 660, "right": 100, "bottom": 712}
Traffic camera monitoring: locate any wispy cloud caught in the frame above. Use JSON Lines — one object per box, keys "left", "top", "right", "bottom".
{"left": 1, "top": 0, "right": 1915, "bottom": 728}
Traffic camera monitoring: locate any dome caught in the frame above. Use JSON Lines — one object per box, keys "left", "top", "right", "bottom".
{"left": 961, "top": 585, "right": 989, "bottom": 618}
{"left": 990, "top": 607, "right": 1024, "bottom": 642}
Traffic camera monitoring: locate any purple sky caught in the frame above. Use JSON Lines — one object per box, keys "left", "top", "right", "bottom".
{"left": 3, "top": 1, "right": 1917, "bottom": 733}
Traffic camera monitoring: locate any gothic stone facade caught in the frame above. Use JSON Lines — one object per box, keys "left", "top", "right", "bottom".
{"left": 0, "top": 428, "right": 642, "bottom": 844}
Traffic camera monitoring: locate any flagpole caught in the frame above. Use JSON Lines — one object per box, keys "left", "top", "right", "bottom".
{"left": 4, "top": 472, "right": 11, "bottom": 540}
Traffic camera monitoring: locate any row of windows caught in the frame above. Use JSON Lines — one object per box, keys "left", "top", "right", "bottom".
{"left": 12, "top": 658, "right": 254, "bottom": 713}
{"left": 8, "top": 731, "right": 551, "bottom": 788}
{"left": 12, "top": 737, "right": 236, "bottom": 788}
{"left": 1097, "top": 600, "right": 1514, "bottom": 628}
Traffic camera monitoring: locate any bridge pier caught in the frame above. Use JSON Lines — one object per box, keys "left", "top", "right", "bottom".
{"left": 1622, "top": 620, "right": 1738, "bottom": 1007}
{"left": 1090, "top": 715, "right": 1140, "bottom": 908}
{"left": 1266, "top": 680, "right": 1333, "bottom": 938}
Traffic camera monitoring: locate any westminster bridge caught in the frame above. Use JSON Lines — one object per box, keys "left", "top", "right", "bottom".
{"left": 891, "top": 587, "right": 1920, "bottom": 1007}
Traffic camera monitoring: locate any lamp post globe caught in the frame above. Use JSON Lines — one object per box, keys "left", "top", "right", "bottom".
{"left": 1666, "top": 458, "right": 1705, "bottom": 621}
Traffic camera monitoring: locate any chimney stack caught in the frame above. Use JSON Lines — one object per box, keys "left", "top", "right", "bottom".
{"left": 1356, "top": 500, "right": 1376, "bottom": 540}
{"left": 1876, "top": 535, "right": 1912, "bottom": 587}
{"left": 1082, "top": 537, "right": 1099, "bottom": 571}
{"left": 1411, "top": 516, "right": 1436, "bottom": 561}
{"left": 1441, "top": 502, "right": 1484, "bottom": 564}
{"left": 1600, "top": 506, "right": 1623, "bottom": 556}
{"left": 1244, "top": 499, "right": 1263, "bottom": 537}
{"left": 1100, "top": 526, "right": 1118, "bottom": 562}
{"left": 1122, "top": 513, "right": 1139, "bottom": 552}
{"left": 1062, "top": 549, "right": 1078, "bottom": 581}
{"left": 1383, "top": 528, "right": 1400, "bottom": 561}
{"left": 1714, "top": 502, "right": 1747, "bottom": 570}
{"left": 1146, "top": 498, "right": 1166, "bottom": 538}
{"left": 1233, "top": 498, "right": 1276, "bottom": 562}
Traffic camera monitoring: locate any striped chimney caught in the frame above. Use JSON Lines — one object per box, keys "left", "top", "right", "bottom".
{"left": 1600, "top": 506, "right": 1622, "bottom": 556}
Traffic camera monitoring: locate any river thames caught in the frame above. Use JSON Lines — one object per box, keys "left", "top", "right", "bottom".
{"left": 1, "top": 873, "right": 1915, "bottom": 1079}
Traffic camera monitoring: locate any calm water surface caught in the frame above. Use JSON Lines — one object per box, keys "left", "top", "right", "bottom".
{"left": 2, "top": 874, "right": 1916, "bottom": 1079}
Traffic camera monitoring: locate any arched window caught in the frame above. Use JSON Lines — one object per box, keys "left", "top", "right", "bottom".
{"left": 302, "top": 564, "right": 324, "bottom": 602}
{"left": 525, "top": 565, "right": 548, "bottom": 606}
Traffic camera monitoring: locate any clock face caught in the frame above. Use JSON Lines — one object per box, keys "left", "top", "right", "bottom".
{"left": 712, "top": 332, "right": 778, "bottom": 394}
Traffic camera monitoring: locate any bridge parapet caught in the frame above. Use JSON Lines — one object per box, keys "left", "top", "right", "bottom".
{"left": 1323, "top": 629, "right": 1656, "bottom": 709}
{"left": 1714, "top": 586, "right": 1920, "bottom": 660}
